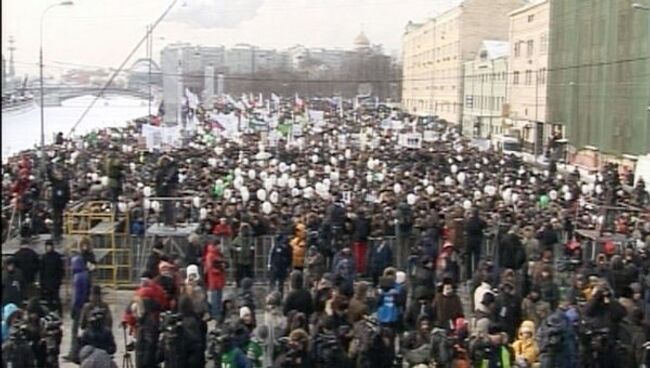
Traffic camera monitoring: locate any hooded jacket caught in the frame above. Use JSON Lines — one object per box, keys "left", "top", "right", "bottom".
{"left": 79, "top": 345, "right": 117, "bottom": 368}
{"left": 2, "top": 303, "right": 20, "bottom": 343}
{"left": 268, "top": 238, "right": 291, "bottom": 279}
{"left": 40, "top": 248, "right": 65, "bottom": 291}
{"left": 290, "top": 223, "right": 307, "bottom": 268}
{"left": 511, "top": 320, "right": 539, "bottom": 365}
{"left": 283, "top": 272, "right": 313, "bottom": 318}
{"left": 204, "top": 244, "right": 226, "bottom": 290}
{"left": 72, "top": 255, "right": 91, "bottom": 316}
{"left": 2, "top": 266, "right": 24, "bottom": 307}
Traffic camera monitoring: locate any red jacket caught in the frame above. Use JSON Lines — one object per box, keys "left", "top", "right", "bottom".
{"left": 204, "top": 244, "right": 226, "bottom": 290}
{"left": 212, "top": 223, "right": 233, "bottom": 238}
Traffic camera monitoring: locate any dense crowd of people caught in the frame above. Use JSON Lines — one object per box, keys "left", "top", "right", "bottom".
{"left": 2, "top": 99, "right": 650, "bottom": 367}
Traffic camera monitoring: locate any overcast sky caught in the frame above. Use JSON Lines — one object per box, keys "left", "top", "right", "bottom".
{"left": 2, "top": 0, "right": 459, "bottom": 76}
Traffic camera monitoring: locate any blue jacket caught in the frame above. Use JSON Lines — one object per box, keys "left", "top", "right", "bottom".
{"left": 2, "top": 303, "right": 20, "bottom": 343}
{"left": 72, "top": 255, "right": 90, "bottom": 317}
{"left": 376, "top": 287, "right": 400, "bottom": 324}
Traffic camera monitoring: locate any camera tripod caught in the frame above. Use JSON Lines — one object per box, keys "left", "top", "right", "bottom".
{"left": 121, "top": 326, "right": 134, "bottom": 368}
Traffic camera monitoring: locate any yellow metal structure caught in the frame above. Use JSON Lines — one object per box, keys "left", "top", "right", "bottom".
{"left": 64, "top": 201, "right": 131, "bottom": 288}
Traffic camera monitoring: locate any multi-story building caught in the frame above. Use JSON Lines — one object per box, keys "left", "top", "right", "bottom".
{"left": 402, "top": 0, "right": 527, "bottom": 124}
{"left": 506, "top": 0, "right": 551, "bottom": 154}
{"left": 548, "top": 0, "right": 650, "bottom": 168}
{"left": 462, "top": 41, "right": 509, "bottom": 138}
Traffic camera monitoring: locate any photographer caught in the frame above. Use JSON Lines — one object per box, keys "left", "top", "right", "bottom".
{"left": 274, "top": 328, "right": 310, "bottom": 368}
{"left": 79, "top": 308, "right": 116, "bottom": 357}
{"left": 178, "top": 296, "right": 205, "bottom": 367}
{"left": 537, "top": 311, "right": 575, "bottom": 368}
{"left": 209, "top": 326, "right": 251, "bottom": 368}
{"left": 23, "top": 298, "right": 48, "bottom": 367}
{"left": 157, "top": 311, "right": 184, "bottom": 368}
{"left": 2, "top": 322, "right": 35, "bottom": 368}
{"left": 79, "top": 286, "right": 112, "bottom": 332}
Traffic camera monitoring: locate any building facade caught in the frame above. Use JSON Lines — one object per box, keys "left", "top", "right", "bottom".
{"left": 462, "top": 41, "right": 509, "bottom": 138}
{"left": 547, "top": 0, "right": 650, "bottom": 167}
{"left": 402, "top": 0, "right": 527, "bottom": 124}
{"left": 506, "top": 0, "right": 551, "bottom": 154}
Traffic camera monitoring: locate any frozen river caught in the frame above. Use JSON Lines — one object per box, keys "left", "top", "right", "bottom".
{"left": 1, "top": 95, "right": 149, "bottom": 161}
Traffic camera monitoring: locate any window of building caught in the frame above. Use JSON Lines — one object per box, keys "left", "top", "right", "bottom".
{"left": 527, "top": 40, "right": 534, "bottom": 57}
{"left": 540, "top": 33, "right": 548, "bottom": 54}
{"left": 514, "top": 42, "right": 521, "bottom": 57}
{"left": 513, "top": 71, "right": 520, "bottom": 84}
{"left": 539, "top": 68, "right": 547, "bottom": 84}
{"left": 528, "top": 14, "right": 535, "bottom": 22}
{"left": 525, "top": 70, "right": 532, "bottom": 85}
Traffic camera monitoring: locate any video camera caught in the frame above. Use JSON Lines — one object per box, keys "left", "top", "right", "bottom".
{"left": 208, "top": 327, "right": 232, "bottom": 361}
{"left": 160, "top": 311, "right": 183, "bottom": 335}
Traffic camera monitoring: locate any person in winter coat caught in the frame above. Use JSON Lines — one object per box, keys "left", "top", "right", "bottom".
{"left": 232, "top": 223, "right": 255, "bottom": 287}
{"left": 204, "top": 243, "right": 227, "bottom": 320}
{"left": 79, "top": 345, "right": 118, "bottom": 368}
{"left": 464, "top": 208, "right": 487, "bottom": 277}
{"left": 212, "top": 217, "right": 234, "bottom": 238}
{"left": 520, "top": 289, "right": 551, "bottom": 328}
{"left": 511, "top": 320, "right": 539, "bottom": 367}
{"left": 2, "top": 258, "right": 24, "bottom": 307}
{"left": 332, "top": 247, "right": 356, "bottom": 288}
{"left": 304, "top": 246, "right": 326, "bottom": 289}
{"left": 495, "top": 281, "right": 522, "bottom": 341}
{"left": 369, "top": 240, "right": 393, "bottom": 287}
{"left": 39, "top": 241, "right": 65, "bottom": 314}
{"left": 431, "top": 278, "right": 464, "bottom": 331}
{"left": 79, "top": 286, "right": 113, "bottom": 332}
{"left": 1, "top": 304, "right": 21, "bottom": 344}
{"left": 12, "top": 242, "right": 39, "bottom": 300}
{"left": 290, "top": 223, "right": 307, "bottom": 270}
{"left": 47, "top": 165, "right": 70, "bottom": 243}
{"left": 268, "top": 233, "right": 291, "bottom": 296}
{"left": 347, "top": 281, "right": 370, "bottom": 324}
{"left": 376, "top": 275, "right": 402, "bottom": 328}
{"left": 498, "top": 226, "right": 526, "bottom": 271}
{"left": 144, "top": 241, "right": 166, "bottom": 279}
{"left": 64, "top": 254, "right": 91, "bottom": 362}
{"left": 533, "top": 266, "right": 559, "bottom": 310}
{"left": 262, "top": 292, "right": 287, "bottom": 367}
{"left": 79, "top": 308, "right": 117, "bottom": 357}
{"left": 351, "top": 209, "right": 371, "bottom": 275}
{"left": 177, "top": 295, "right": 205, "bottom": 367}
{"left": 283, "top": 271, "right": 313, "bottom": 319}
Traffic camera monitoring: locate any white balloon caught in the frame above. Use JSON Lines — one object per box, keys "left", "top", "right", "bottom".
{"left": 366, "top": 173, "right": 373, "bottom": 183}
{"left": 407, "top": 193, "right": 417, "bottom": 205}
{"left": 288, "top": 178, "right": 297, "bottom": 188}
{"left": 330, "top": 171, "right": 340, "bottom": 182}
{"left": 262, "top": 201, "right": 272, "bottom": 214}
{"left": 457, "top": 172, "right": 466, "bottom": 184}
{"left": 303, "top": 187, "right": 314, "bottom": 199}
{"left": 100, "top": 176, "right": 109, "bottom": 186}
{"left": 444, "top": 176, "right": 454, "bottom": 186}
{"left": 564, "top": 192, "right": 572, "bottom": 201}
{"left": 144, "top": 199, "right": 151, "bottom": 210}
{"left": 129, "top": 162, "right": 136, "bottom": 172}
{"left": 347, "top": 169, "right": 355, "bottom": 179}
{"left": 241, "top": 187, "right": 250, "bottom": 202}
{"left": 394, "top": 183, "right": 402, "bottom": 194}
{"left": 118, "top": 202, "right": 127, "bottom": 213}
{"left": 192, "top": 196, "right": 201, "bottom": 208}
{"left": 549, "top": 190, "right": 558, "bottom": 200}
{"left": 323, "top": 178, "right": 331, "bottom": 188}
{"left": 345, "top": 149, "right": 352, "bottom": 160}
{"left": 151, "top": 201, "right": 160, "bottom": 212}
{"left": 330, "top": 157, "right": 338, "bottom": 166}
{"left": 264, "top": 180, "right": 274, "bottom": 192}
{"left": 512, "top": 193, "right": 520, "bottom": 203}
{"left": 143, "top": 186, "right": 152, "bottom": 197}
{"left": 530, "top": 177, "right": 536, "bottom": 185}
{"left": 474, "top": 190, "right": 482, "bottom": 200}
{"left": 463, "top": 200, "right": 472, "bottom": 210}
{"left": 451, "top": 164, "right": 458, "bottom": 174}
{"left": 279, "top": 162, "right": 288, "bottom": 173}
{"left": 290, "top": 164, "right": 297, "bottom": 172}
{"left": 478, "top": 172, "right": 485, "bottom": 180}
{"left": 595, "top": 184, "right": 603, "bottom": 194}
{"left": 199, "top": 208, "right": 208, "bottom": 220}
{"left": 586, "top": 183, "right": 595, "bottom": 193}
{"left": 234, "top": 168, "right": 242, "bottom": 177}
{"left": 234, "top": 176, "right": 244, "bottom": 190}
{"left": 248, "top": 169, "right": 256, "bottom": 180}
{"left": 257, "top": 189, "right": 267, "bottom": 201}
{"left": 324, "top": 165, "right": 332, "bottom": 174}
{"left": 311, "top": 155, "right": 319, "bottom": 164}
{"left": 562, "top": 185, "right": 570, "bottom": 193}
{"left": 502, "top": 189, "right": 512, "bottom": 203}
{"left": 308, "top": 170, "right": 315, "bottom": 178}
{"left": 224, "top": 189, "right": 232, "bottom": 199}
{"left": 367, "top": 159, "right": 375, "bottom": 170}
{"left": 291, "top": 188, "right": 301, "bottom": 197}
{"left": 299, "top": 177, "right": 308, "bottom": 188}
{"left": 270, "top": 191, "right": 279, "bottom": 204}
{"left": 208, "top": 158, "right": 217, "bottom": 168}
{"left": 581, "top": 184, "right": 589, "bottom": 195}
{"left": 137, "top": 182, "right": 144, "bottom": 189}
{"left": 426, "top": 185, "right": 434, "bottom": 195}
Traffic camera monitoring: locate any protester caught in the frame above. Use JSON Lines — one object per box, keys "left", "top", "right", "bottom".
{"left": 39, "top": 240, "right": 65, "bottom": 314}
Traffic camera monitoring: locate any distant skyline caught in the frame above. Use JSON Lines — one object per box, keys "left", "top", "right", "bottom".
{"left": 2, "top": 0, "right": 460, "bottom": 76}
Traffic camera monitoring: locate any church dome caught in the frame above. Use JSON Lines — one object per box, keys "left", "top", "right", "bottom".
{"left": 354, "top": 31, "right": 370, "bottom": 49}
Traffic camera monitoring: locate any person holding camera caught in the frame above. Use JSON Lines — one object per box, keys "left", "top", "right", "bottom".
{"left": 79, "top": 308, "right": 116, "bottom": 358}
{"left": 2, "top": 321, "right": 35, "bottom": 368}
{"left": 273, "top": 328, "right": 310, "bottom": 368}
{"left": 79, "top": 286, "right": 112, "bottom": 332}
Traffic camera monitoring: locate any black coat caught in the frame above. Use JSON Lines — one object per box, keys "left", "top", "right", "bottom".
{"left": 51, "top": 178, "right": 70, "bottom": 210}
{"left": 269, "top": 241, "right": 291, "bottom": 279}
{"left": 79, "top": 326, "right": 117, "bottom": 355}
{"left": 352, "top": 217, "right": 372, "bottom": 242}
{"left": 2, "top": 269, "right": 24, "bottom": 306}
{"left": 40, "top": 250, "right": 65, "bottom": 291}
{"left": 498, "top": 234, "right": 525, "bottom": 271}
{"left": 369, "top": 243, "right": 393, "bottom": 275}
{"left": 283, "top": 289, "right": 313, "bottom": 318}
{"left": 13, "top": 247, "right": 40, "bottom": 284}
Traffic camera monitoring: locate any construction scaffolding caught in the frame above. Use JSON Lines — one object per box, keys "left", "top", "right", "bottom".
{"left": 64, "top": 201, "right": 132, "bottom": 288}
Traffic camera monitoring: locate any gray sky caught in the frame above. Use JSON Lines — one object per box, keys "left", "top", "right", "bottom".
{"left": 2, "top": 0, "right": 459, "bottom": 76}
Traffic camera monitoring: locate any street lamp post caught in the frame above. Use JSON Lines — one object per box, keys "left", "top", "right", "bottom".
{"left": 39, "top": 1, "right": 73, "bottom": 161}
